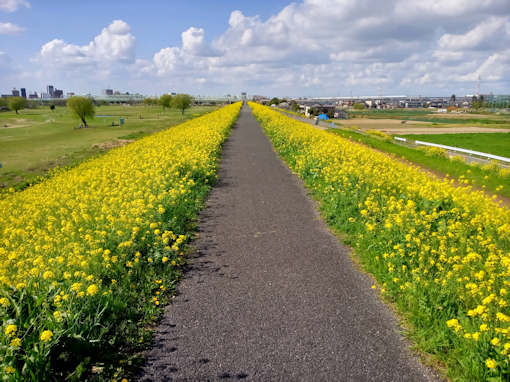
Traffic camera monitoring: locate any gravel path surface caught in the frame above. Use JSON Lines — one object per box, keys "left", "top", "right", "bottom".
{"left": 138, "top": 105, "right": 439, "bottom": 382}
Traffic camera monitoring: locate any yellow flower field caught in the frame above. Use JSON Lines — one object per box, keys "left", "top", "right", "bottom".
{"left": 0, "top": 103, "right": 241, "bottom": 380}
{"left": 250, "top": 102, "right": 510, "bottom": 381}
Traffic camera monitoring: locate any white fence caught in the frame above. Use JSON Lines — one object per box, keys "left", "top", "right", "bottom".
{"left": 394, "top": 137, "right": 510, "bottom": 164}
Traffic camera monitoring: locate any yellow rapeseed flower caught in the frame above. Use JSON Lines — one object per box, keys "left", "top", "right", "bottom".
{"left": 53, "top": 311, "right": 62, "bottom": 322}
{"left": 10, "top": 337, "right": 21, "bottom": 347}
{"left": 86, "top": 284, "right": 99, "bottom": 296}
{"left": 4, "top": 324, "right": 17, "bottom": 337}
{"left": 249, "top": 102, "right": 510, "bottom": 378}
{"left": 40, "top": 330, "right": 53, "bottom": 342}
{"left": 0, "top": 103, "right": 242, "bottom": 377}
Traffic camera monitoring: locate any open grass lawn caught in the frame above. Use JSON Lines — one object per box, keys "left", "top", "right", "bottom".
{"left": 0, "top": 104, "right": 218, "bottom": 190}
{"left": 401, "top": 132, "right": 510, "bottom": 158}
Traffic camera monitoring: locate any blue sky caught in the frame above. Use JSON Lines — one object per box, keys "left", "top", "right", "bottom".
{"left": 1, "top": 0, "right": 510, "bottom": 97}
{"left": 1, "top": 1, "right": 290, "bottom": 60}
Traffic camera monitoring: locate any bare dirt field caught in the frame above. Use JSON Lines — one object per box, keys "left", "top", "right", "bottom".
{"left": 337, "top": 118, "right": 510, "bottom": 134}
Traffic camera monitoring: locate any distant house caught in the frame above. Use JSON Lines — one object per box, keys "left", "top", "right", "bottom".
{"left": 400, "top": 99, "right": 423, "bottom": 108}
{"left": 305, "top": 104, "right": 336, "bottom": 117}
{"left": 334, "top": 109, "right": 348, "bottom": 119}
{"left": 278, "top": 102, "right": 290, "bottom": 109}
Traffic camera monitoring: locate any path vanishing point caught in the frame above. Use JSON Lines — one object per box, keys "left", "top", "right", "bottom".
{"left": 139, "top": 105, "right": 439, "bottom": 381}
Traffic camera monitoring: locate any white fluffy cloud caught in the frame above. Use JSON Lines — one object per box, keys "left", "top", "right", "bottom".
{"left": 32, "top": 1, "right": 510, "bottom": 95}
{"left": 438, "top": 17, "right": 509, "bottom": 51}
{"left": 0, "top": 0, "right": 29, "bottom": 12}
{"left": 147, "top": 0, "right": 510, "bottom": 94}
{"left": 0, "top": 21, "right": 23, "bottom": 34}
{"left": 29, "top": 20, "right": 143, "bottom": 92}
{"left": 38, "top": 20, "right": 135, "bottom": 68}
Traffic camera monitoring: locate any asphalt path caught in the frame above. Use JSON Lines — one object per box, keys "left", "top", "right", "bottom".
{"left": 138, "top": 105, "right": 439, "bottom": 381}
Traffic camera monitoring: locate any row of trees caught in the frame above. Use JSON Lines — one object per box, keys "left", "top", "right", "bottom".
{"left": 0, "top": 96, "right": 96, "bottom": 125}
{"left": 0, "top": 96, "right": 27, "bottom": 114}
{"left": 69, "top": 93, "right": 193, "bottom": 127}
{"left": 1, "top": 93, "right": 194, "bottom": 127}
{"left": 144, "top": 94, "right": 193, "bottom": 114}
{"left": 269, "top": 97, "right": 300, "bottom": 112}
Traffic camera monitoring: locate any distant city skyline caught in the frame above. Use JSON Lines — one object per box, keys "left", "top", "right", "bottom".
{"left": 3, "top": 84, "right": 508, "bottom": 99}
{"left": 1, "top": 0, "right": 509, "bottom": 97}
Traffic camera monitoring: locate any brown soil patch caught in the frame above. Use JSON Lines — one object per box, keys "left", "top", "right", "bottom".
{"left": 2, "top": 119, "right": 33, "bottom": 129}
{"left": 341, "top": 118, "right": 431, "bottom": 126}
{"left": 92, "top": 139, "right": 134, "bottom": 150}
{"left": 337, "top": 118, "right": 510, "bottom": 134}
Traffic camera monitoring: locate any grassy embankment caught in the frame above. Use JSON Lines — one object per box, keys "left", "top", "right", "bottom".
{"left": 0, "top": 104, "right": 218, "bottom": 191}
{"left": 400, "top": 133, "right": 510, "bottom": 158}
{"left": 329, "top": 128, "right": 510, "bottom": 199}
{"left": 250, "top": 102, "right": 510, "bottom": 381}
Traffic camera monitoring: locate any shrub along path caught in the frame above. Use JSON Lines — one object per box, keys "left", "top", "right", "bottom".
{"left": 139, "top": 105, "right": 438, "bottom": 381}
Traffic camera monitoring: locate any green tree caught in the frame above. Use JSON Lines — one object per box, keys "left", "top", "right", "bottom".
{"left": 472, "top": 95, "right": 485, "bottom": 109}
{"left": 171, "top": 94, "right": 193, "bottom": 115}
{"left": 269, "top": 97, "right": 280, "bottom": 105}
{"left": 450, "top": 94, "right": 456, "bottom": 104}
{"left": 8, "top": 96, "right": 26, "bottom": 114}
{"left": 353, "top": 102, "right": 366, "bottom": 110}
{"left": 159, "top": 94, "right": 173, "bottom": 109}
{"left": 290, "top": 100, "right": 299, "bottom": 112}
{"left": 144, "top": 97, "right": 159, "bottom": 106}
{"left": 67, "top": 96, "right": 95, "bottom": 127}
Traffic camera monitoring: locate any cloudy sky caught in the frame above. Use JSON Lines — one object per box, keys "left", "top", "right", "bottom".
{"left": 1, "top": 0, "right": 509, "bottom": 97}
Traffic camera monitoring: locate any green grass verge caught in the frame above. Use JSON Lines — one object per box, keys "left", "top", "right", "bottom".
{"left": 400, "top": 133, "right": 510, "bottom": 158}
{"left": 329, "top": 128, "right": 510, "bottom": 199}
{"left": 0, "top": 105, "right": 218, "bottom": 191}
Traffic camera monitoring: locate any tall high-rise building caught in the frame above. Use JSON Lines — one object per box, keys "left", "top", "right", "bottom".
{"left": 47, "top": 85, "right": 54, "bottom": 97}
{"left": 20, "top": 88, "right": 26, "bottom": 98}
{"left": 53, "top": 89, "right": 63, "bottom": 98}
{"left": 12, "top": 88, "right": 20, "bottom": 97}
